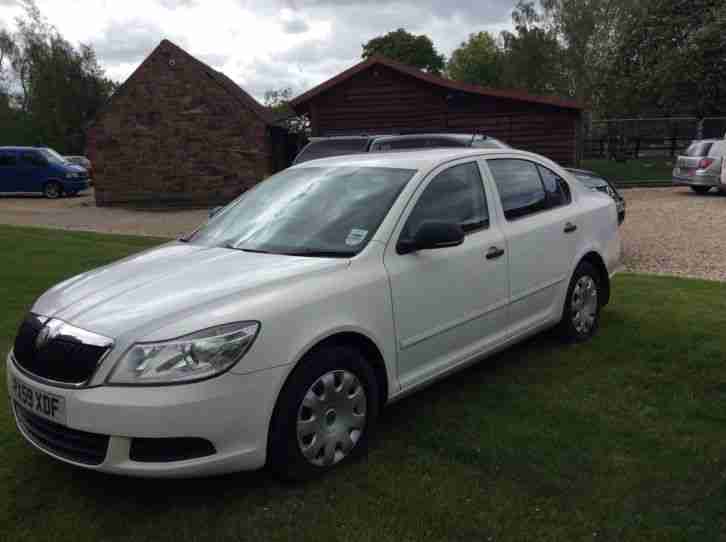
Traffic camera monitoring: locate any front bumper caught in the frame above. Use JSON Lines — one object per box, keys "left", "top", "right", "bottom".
{"left": 7, "top": 352, "right": 287, "bottom": 477}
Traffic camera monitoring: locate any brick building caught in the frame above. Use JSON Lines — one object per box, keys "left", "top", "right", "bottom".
{"left": 87, "top": 40, "right": 288, "bottom": 207}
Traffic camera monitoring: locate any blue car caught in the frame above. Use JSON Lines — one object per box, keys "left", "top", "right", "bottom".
{"left": 0, "top": 146, "right": 90, "bottom": 198}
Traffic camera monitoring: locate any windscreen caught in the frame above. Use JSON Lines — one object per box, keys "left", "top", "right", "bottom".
{"left": 684, "top": 142, "right": 714, "bottom": 157}
{"left": 187, "top": 166, "right": 416, "bottom": 257}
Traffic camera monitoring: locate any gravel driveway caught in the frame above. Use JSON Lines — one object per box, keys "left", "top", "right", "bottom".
{"left": 619, "top": 187, "right": 726, "bottom": 282}
{"left": 2, "top": 186, "right": 725, "bottom": 282}
{"left": 0, "top": 190, "right": 207, "bottom": 239}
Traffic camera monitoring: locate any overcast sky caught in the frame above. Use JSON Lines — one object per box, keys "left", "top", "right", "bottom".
{"left": 0, "top": 0, "right": 515, "bottom": 101}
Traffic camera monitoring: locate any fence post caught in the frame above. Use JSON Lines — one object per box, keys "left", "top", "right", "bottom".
{"left": 670, "top": 122, "right": 678, "bottom": 157}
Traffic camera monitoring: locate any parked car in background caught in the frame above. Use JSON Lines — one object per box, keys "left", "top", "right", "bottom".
{"left": 0, "top": 147, "right": 90, "bottom": 198}
{"left": 8, "top": 147, "right": 620, "bottom": 480}
{"left": 293, "top": 133, "right": 510, "bottom": 164}
{"left": 672, "top": 139, "right": 726, "bottom": 194}
{"left": 64, "top": 155, "right": 93, "bottom": 178}
{"left": 567, "top": 168, "right": 626, "bottom": 224}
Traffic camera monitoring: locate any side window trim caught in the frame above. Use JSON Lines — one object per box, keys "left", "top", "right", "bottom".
{"left": 395, "top": 160, "right": 490, "bottom": 251}
{"left": 485, "top": 157, "right": 576, "bottom": 222}
{"left": 536, "top": 164, "right": 572, "bottom": 210}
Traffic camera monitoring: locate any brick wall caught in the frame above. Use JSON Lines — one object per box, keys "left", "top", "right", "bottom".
{"left": 88, "top": 42, "right": 272, "bottom": 207}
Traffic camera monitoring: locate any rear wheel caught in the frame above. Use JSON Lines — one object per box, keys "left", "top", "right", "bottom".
{"left": 268, "top": 344, "right": 379, "bottom": 481}
{"left": 559, "top": 261, "right": 602, "bottom": 343}
{"left": 691, "top": 186, "right": 712, "bottom": 194}
{"left": 43, "top": 181, "right": 62, "bottom": 199}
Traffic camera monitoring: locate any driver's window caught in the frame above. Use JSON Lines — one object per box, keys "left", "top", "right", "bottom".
{"left": 401, "top": 162, "right": 488, "bottom": 242}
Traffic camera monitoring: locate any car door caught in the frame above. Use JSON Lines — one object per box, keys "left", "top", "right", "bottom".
{"left": 384, "top": 160, "right": 510, "bottom": 390}
{"left": 0, "top": 150, "right": 20, "bottom": 193}
{"left": 17, "top": 150, "right": 47, "bottom": 192}
{"left": 483, "top": 158, "right": 579, "bottom": 335}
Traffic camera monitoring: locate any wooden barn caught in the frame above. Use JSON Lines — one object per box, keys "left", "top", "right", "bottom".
{"left": 291, "top": 56, "right": 584, "bottom": 165}
{"left": 87, "top": 40, "right": 289, "bottom": 207}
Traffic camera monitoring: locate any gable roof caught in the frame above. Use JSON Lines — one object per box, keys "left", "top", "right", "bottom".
{"left": 291, "top": 56, "right": 583, "bottom": 112}
{"left": 158, "top": 40, "right": 275, "bottom": 125}
{"left": 90, "top": 39, "right": 275, "bottom": 127}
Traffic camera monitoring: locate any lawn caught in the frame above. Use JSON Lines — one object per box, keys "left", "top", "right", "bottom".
{"left": 1, "top": 225, "right": 726, "bottom": 542}
{"left": 581, "top": 158, "right": 675, "bottom": 186}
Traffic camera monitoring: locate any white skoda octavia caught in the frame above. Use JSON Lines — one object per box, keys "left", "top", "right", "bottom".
{"left": 7, "top": 148, "right": 620, "bottom": 480}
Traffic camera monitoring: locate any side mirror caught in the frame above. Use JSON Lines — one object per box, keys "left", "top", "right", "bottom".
{"left": 208, "top": 206, "right": 222, "bottom": 219}
{"left": 398, "top": 220, "right": 465, "bottom": 254}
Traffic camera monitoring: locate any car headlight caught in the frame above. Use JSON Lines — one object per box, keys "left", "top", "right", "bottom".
{"left": 65, "top": 172, "right": 79, "bottom": 179}
{"left": 107, "top": 322, "right": 260, "bottom": 385}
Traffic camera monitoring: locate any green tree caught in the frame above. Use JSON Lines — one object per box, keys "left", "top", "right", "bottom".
{"left": 264, "top": 87, "right": 309, "bottom": 135}
{"left": 447, "top": 32, "right": 502, "bottom": 87}
{"left": 604, "top": 0, "right": 725, "bottom": 117}
{"left": 362, "top": 28, "right": 445, "bottom": 74}
{"left": 499, "top": 1, "right": 567, "bottom": 96}
{"left": 541, "top": 0, "right": 630, "bottom": 110}
{"left": 3, "top": 0, "right": 117, "bottom": 151}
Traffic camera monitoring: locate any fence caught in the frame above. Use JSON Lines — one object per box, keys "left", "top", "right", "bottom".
{"left": 583, "top": 117, "right": 726, "bottom": 160}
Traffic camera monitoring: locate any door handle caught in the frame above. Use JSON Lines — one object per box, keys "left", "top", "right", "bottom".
{"left": 564, "top": 222, "right": 577, "bottom": 234}
{"left": 486, "top": 246, "right": 505, "bottom": 260}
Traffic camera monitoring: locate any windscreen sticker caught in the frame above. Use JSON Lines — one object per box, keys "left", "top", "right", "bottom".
{"left": 345, "top": 229, "right": 368, "bottom": 246}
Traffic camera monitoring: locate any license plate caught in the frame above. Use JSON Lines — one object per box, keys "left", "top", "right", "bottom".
{"left": 11, "top": 376, "right": 66, "bottom": 424}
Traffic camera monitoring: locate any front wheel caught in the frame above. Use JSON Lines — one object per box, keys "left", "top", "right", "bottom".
{"left": 43, "top": 181, "right": 62, "bottom": 199}
{"left": 267, "top": 344, "right": 379, "bottom": 481}
{"left": 559, "top": 261, "right": 602, "bottom": 343}
{"left": 691, "top": 186, "right": 712, "bottom": 194}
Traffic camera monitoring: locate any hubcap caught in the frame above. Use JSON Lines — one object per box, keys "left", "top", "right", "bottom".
{"left": 297, "top": 369, "right": 367, "bottom": 467}
{"left": 571, "top": 275, "right": 598, "bottom": 335}
{"left": 45, "top": 184, "right": 60, "bottom": 198}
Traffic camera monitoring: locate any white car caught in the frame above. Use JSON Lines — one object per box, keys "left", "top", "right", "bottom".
{"left": 7, "top": 148, "right": 621, "bottom": 480}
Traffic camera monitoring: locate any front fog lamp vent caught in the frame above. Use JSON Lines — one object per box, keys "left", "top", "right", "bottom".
{"left": 129, "top": 437, "right": 216, "bottom": 462}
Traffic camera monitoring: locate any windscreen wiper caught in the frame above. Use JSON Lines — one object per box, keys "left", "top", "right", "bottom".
{"left": 278, "top": 249, "right": 356, "bottom": 258}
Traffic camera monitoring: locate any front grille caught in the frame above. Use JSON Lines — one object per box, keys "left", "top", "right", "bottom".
{"left": 13, "top": 314, "right": 110, "bottom": 385}
{"left": 14, "top": 403, "right": 109, "bottom": 465}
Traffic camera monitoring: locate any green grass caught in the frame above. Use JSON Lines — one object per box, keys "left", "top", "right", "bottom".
{"left": 581, "top": 158, "right": 675, "bottom": 186}
{"left": 2, "top": 225, "right": 726, "bottom": 542}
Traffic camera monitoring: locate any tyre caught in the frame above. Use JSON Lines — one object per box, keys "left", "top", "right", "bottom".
{"left": 559, "top": 261, "right": 602, "bottom": 343}
{"left": 43, "top": 181, "right": 62, "bottom": 199}
{"left": 268, "top": 344, "right": 380, "bottom": 481}
{"left": 691, "top": 186, "right": 712, "bottom": 194}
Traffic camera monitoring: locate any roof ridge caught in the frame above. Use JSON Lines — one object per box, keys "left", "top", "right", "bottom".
{"left": 160, "top": 39, "right": 274, "bottom": 125}
{"left": 291, "top": 56, "right": 583, "bottom": 111}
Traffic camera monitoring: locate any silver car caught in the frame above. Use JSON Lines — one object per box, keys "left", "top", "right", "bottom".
{"left": 672, "top": 139, "right": 726, "bottom": 194}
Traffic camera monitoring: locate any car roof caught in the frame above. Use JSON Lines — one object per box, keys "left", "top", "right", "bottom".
{"left": 0, "top": 146, "right": 46, "bottom": 151}
{"left": 292, "top": 147, "right": 533, "bottom": 170}
{"left": 307, "top": 136, "right": 375, "bottom": 142}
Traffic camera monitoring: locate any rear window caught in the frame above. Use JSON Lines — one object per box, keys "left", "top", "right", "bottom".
{"left": 684, "top": 141, "right": 714, "bottom": 157}
{"left": 294, "top": 139, "right": 370, "bottom": 164}
{"left": 370, "top": 138, "right": 429, "bottom": 152}
{"left": 708, "top": 141, "right": 726, "bottom": 157}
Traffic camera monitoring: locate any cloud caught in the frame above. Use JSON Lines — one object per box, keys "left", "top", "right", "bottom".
{"left": 90, "top": 19, "right": 188, "bottom": 64}
{"left": 3, "top": 0, "right": 516, "bottom": 101}
{"left": 281, "top": 17, "right": 309, "bottom": 34}
{"left": 157, "top": 0, "right": 197, "bottom": 8}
